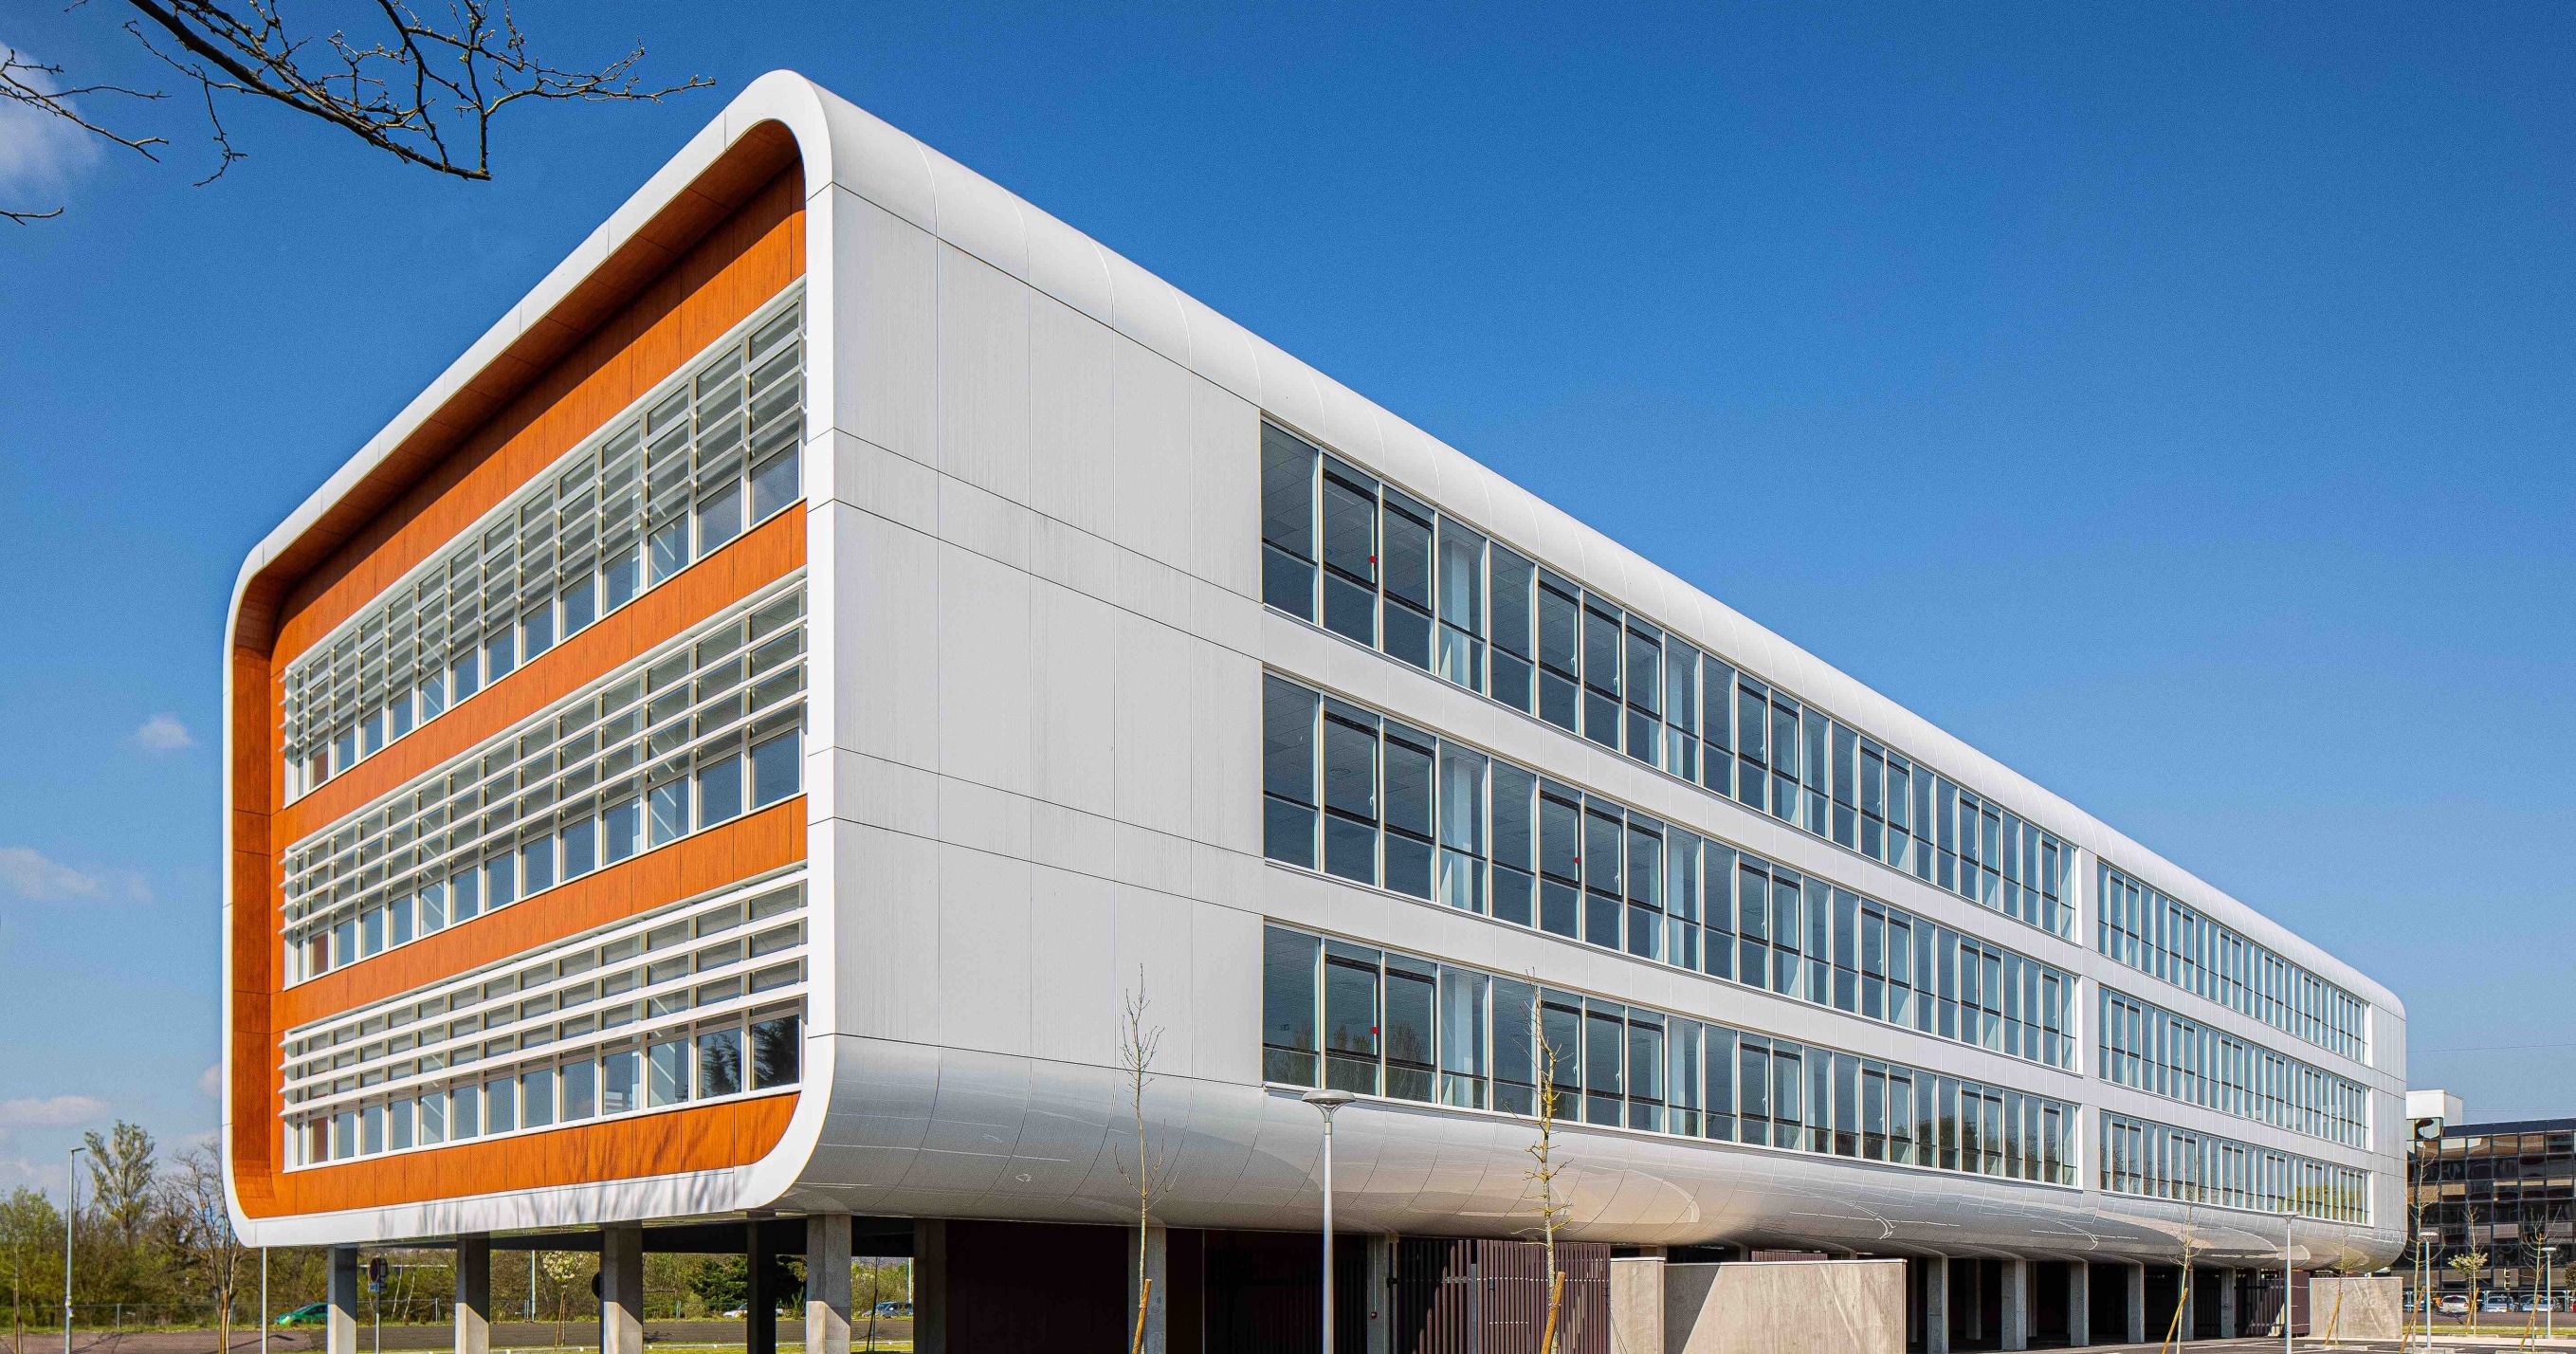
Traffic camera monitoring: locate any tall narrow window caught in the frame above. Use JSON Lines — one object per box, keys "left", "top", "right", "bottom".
{"left": 1321, "top": 704, "right": 1379, "bottom": 885}
{"left": 1434, "top": 743, "right": 1487, "bottom": 914}
{"left": 1323, "top": 943, "right": 1382, "bottom": 1095}
{"left": 1379, "top": 490, "right": 1435, "bottom": 670}
{"left": 1536, "top": 575, "right": 1581, "bottom": 732}
{"left": 1438, "top": 967, "right": 1489, "bottom": 1109}
{"left": 1380, "top": 723, "right": 1436, "bottom": 900}
{"left": 1320, "top": 463, "right": 1379, "bottom": 647}
{"left": 1489, "top": 763, "right": 1535, "bottom": 927}
{"left": 1434, "top": 520, "right": 1486, "bottom": 691}
{"left": 1382, "top": 957, "right": 1437, "bottom": 1102}
{"left": 1262, "top": 677, "right": 1321, "bottom": 868}
{"left": 1489, "top": 547, "right": 1536, "bottom": 712}
{"left": 1260, "top": 424, "right": 1320, "bottom": 619}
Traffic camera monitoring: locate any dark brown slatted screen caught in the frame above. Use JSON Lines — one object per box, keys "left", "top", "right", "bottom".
{"left": 1393, "top": 1237, "right": 1611, "bottom": 1354}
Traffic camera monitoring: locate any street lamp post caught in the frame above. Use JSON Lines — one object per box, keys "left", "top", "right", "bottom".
{"left": 1303, "top": 1089, "right": 1356, "bottom": 1354}
{"left": 64, "top": 1145, "right": 84, "bottom": 1354}
{"left": 2545, "top": 1245, "right": 2556, "bottom": 1341}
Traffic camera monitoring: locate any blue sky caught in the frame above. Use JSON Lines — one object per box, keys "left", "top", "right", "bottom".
{"left": 1, "top": 3, "right": 2568, "bottom": 1196}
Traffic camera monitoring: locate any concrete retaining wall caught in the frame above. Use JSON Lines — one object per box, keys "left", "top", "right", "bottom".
{"left": 1656, "top": 1259, "right": 1906, "bottom": 1354}
{"left": 2310, "top": 1275, "right": 2403, "bottom": 1342}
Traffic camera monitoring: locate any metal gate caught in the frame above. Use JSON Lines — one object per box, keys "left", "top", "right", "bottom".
{"left": 1392, "top": 1238, "right": 1610, "bottom": 1354}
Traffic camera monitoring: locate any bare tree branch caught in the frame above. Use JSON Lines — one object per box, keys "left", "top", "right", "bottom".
{"left": 118, "top": 0, "right": 711, "bottom": 181}
{"left": 2, "top": 46, "right": 167, "bottom": 222}
{"left": 7, "top": 0, "right": 710, "bottom": 220}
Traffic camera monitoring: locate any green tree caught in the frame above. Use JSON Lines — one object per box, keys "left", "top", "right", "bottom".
{"left": 82, "top": 1123, "right": 157, "bottom": 1250}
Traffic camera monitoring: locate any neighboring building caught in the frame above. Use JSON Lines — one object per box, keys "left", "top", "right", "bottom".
{"left": 2408, "top": 1117, "right": 2576, "bottom": 1304}
{"left": 220, "top": 72, "right": 2405, "bottom": 1354}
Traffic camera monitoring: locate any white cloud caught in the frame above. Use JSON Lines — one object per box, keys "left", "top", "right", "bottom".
{"left": 0, "top": 51, "right": 106, "bottom": 210}
{"left": 0, "top": 1094, "right": 109, "bottom": 1127}
{"left": 0, "top": 847, "right": 147, "bottom": 903}
{"left": 134, "top": 714, "right": 194, "bottom": 752}
{"left": 198, "top": 1064, "right": 223, "bottom": 1099}
{"left": 0, "top": 846, "right": 108, "bottom": 902}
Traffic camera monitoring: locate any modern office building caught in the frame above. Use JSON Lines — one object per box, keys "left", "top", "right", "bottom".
{"left": 2407, "top": 1116, "right": 2576, "bottom": 1306}
{"left": 221, "top": 71, "right": 2405, "bottom": 1353}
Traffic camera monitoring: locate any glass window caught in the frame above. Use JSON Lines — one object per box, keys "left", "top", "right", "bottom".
{"left": 1380, "top": 494, "right": 1435, "bottom": 668}
{"left": 484, "top": 1075, "right": 516, "bottom": 1134}
{"left": 750, "top": 731, "right": 800, "bottom": 808}
{"left": 1434, "top": 742, "right": 1486, "bottom": 913}
{"left": 1320, "top": 466, "right": 1379, "bottom": 646}
{"left": 601, "top": 1046, "right": 639, "bottom": 1114}
{"left": 1262, "top": 676, "right": 1320, "bottom": 868}
{"left": 520, "top": 1067, "right": 556, "bottom": 1128}
{"left": 697, "top": 751, "right": 744, "bottom": 827}
{"left": 751, "top": 1013, "right": 800, "bottom": 1089}
{"left": 1381, "top": 725, "right": 1435, "bottom": 899}
{"left": 696, "top": 1026, "right": 743, "bottom": 1098}
{"left": 647, "top": 1038, "right": 688, "bottom": 1107}
{"left": 1434, "top": 520, "right": 1485, "bottom": 691}
{"left": 1438, "top": 966, "right": 1488, "bottom": 1109}
{"left": 1321, "top": 707, "right": 1379, "bottom": 885}
{"left": 1260, "top": 425, "right": 1320, "bottom": 620}
{"left": 560, "top": 1057, "right": 597, "bottom": 1121}
{"left": 1489, "top": 547, "right": 1535, "bottom": 710}
{"left": 1262, "top": 926, "right": 1321, "bottom": 1085}
{"left": 1383, "top": 957, "right": 1436, "bottom": 1102}
{"left": 1324, "top": 943, "right": 1381, "bottom": 1095}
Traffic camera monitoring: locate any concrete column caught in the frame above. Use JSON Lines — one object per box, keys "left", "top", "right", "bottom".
{"left": 1125, "top": 1222, "right": 1167, "bottom": 1354}
{"left": 744, "top": 1224, "right": 775, "bottom": 1354}
{"left": 2218, "top": 1269, "right": 2237, "bottom": 1339}
{"left": 328, "top": 1247, "right": 359, "bottom": 1354}
{"left": 806, "top": 1215, "right": 851, "bottom": 1354}
{"left": 600, "top": 1224, "right": 644, "bottom": 1354}
{"left": 2000, "top": 1258, "right": 2028, "bottom": 1351}
{"left": 2125, "top": 1262, "right": 2147, "bottom": 1345}
{"left": 1608, "top": 1249, "right": 1664, "bottom": 1354}
{"left": 2065, "top": 1262, "right": 2090, "bottom": 1347}
{"left": 2176, "top": 1267, "right": 2194, "bottom": 1345}
{"left": 1923, "top": 1256, "right": 1950, "bottom": 1354}
{"left": 912, "top": 1219, "right": 947, "bottom": 1354}
{"left": 1362, "top": 1234, "right": 1395, "bottom": 1354}
{"left": 453, "top": 1235, "right": 490, "bottom": 1354}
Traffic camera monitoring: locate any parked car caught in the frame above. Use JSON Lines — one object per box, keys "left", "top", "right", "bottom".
{"left": 275, "top": 1303, "right": 331, "bottom": 1327}
{"left": 2483, "top": 1294, "right": 2513, "bottom": 1313}
{"left": 2438, "top": 1294, "right": 2470, "bottom": 1315}
{"left": 868, "top": 1302, "right": 911, "bottom": 1319}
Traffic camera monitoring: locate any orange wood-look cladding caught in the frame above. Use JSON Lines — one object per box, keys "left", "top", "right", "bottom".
{"left": 268, "top": 1093, "right": 796, "bottom": 1215}
{"left": 229, "top": 134, "right": 812, "bottom": 1220}
{"left": 271, "top": 170, "right": 805, "bottom": 668}
{"left": 279, "top": 796, "right": 804, "bottom": 1029}
{"left": 274, "top": 508, "right": 804, "bottom": 845}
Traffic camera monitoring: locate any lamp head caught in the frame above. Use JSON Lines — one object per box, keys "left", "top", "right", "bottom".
{"left": 1303, "top": 1088, "right": 1356, "bottom": 1118}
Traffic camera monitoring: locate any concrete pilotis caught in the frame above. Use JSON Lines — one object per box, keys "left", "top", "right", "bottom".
{"left": 1923, "top": 1256, "right": 1950, "bottom": 1354}
{"left": 600, "top": 1225, "right": 645, "bottom": 1354}
{"left": 327, "top": 1247, "right": 358, "bottom": 1354}
{"left": 805, "top": 1215, "right": 850, "bottom": 1354}
{"left": 2066, "top": 1262, "right": 2091, "bottom": 1347}
{"left": 1127, "top": 1223, "right": 1167, "bottom": 1354}
{"left": 744, "top": 1226, "right": 775, "bottom": 1354}
{"left": 2000, "top": 1258, "right": 2028, "bottom": 1351}
{"left": 2125, "top": 1262, "right": 2147, "bottom": 1345}
{"left": 2218, "top": 1269, "right": 2237, "bottom": 1340}
{"left": 452, "top": 1236, "right": 489, "bottom": 1354}
{"left": 912, "top": 1220, "right": 947, "bottom": 1354}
